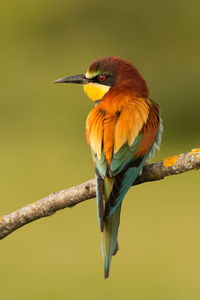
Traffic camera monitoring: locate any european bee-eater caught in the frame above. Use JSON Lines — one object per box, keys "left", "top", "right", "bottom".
{"left": 54, "top": 56, "right": 162, "bottom": 278}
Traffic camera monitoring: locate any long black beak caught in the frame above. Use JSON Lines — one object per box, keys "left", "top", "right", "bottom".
{"left": 54, "top": 74, "right": 89, "bottom": 84}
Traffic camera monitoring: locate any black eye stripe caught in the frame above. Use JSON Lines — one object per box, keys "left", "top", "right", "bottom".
{"left": 91, "top": 74, "right": 117, "bottom": 86}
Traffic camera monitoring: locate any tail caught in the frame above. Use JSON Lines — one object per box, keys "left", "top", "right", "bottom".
{"left": 102, "top": 177, "right": 122, "bottom": 279}
{"left": 103, "top": 203, "right": 122, "bottom": 278}
{"left": 95, "top": 157, "right": 147, "bottom": 278}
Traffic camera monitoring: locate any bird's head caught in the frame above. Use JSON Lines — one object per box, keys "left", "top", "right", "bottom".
{"left": 54, "top": 56, "right": 149, "bottom": 103}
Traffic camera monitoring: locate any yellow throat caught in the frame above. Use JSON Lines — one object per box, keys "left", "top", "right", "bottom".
{"left": 83, "top": 71, "right": 110, "bottom": 102}
{"left": 83, "top": 83, "right": 110, "bottom": 102}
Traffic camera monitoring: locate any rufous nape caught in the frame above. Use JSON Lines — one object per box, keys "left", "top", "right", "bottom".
{"left": 54, "top": 56, "right": 162, "bottom": 278}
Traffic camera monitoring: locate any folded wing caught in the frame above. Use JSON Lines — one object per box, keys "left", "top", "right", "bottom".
{"left": 86, "top": 97, "right": 161, "bottom": 225}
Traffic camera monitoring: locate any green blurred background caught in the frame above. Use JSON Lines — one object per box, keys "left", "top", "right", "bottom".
{"left": 0, "top": 0, "right": 199, "bottom": 299}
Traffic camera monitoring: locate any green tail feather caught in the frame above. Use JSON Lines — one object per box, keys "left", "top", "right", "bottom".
{"left": 103, "top": 204, "right": 121, "bottom": 278}
{"left": 102, "top": 177, "right": 122, "bottom": 279}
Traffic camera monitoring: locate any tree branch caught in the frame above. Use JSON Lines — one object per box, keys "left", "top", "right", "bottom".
{"left": 0, "top": 149, "right": 199, "bottom": 240}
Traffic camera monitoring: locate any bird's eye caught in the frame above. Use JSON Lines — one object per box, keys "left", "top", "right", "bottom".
{"left": 98, "top": 74, "right": 106, "bottom": 82}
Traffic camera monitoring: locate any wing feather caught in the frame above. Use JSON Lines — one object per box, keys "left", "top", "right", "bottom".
{"left": 87, "top": 97, "right": 161, "bottom": 221}
{"left": 86, "top": 107, "right": 105, "bottom": 159}
{"left": 114, "top": 100, "right": 149, "bottom": 153}
{"left": 105, "top": 98, "right": 160, "bottom": 217}
{"left": 135, "top": 99, "right": 160, "bottom": 156}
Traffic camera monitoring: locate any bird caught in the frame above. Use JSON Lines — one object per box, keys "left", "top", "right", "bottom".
{"left": 54, "top": 56, "right": 162, "bottom": 279}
